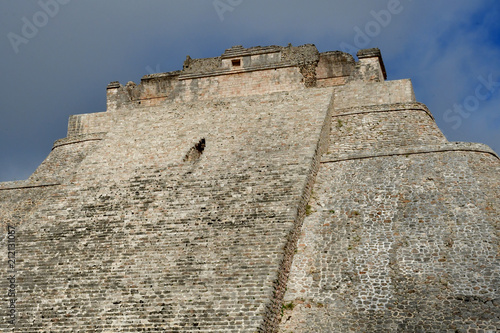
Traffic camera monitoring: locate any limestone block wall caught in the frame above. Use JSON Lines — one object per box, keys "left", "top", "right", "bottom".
{"left": 315, "top": 51, "right": 355, "bottom": 88}
{"left": 174, "top": 67, "right": 306, "bottom": 102}
{"left": 27, "top": 136, "right": 105, "bottom": 184}
{"left": 0, "top": 88, "right": 333, "bottom": 332}
{"left": 67, "top": 112, "right": 111, "bottom": 137}
{"left": 279, "top": 81, "right": 500, "bottom": 332}
{"left": 105, "top": 44, "right": 355, "bottom": 111}
{"left": 280, "top": 152, "right": 499, "bottom": 332}
{"left": 327, "top": 103, "right": 447, "bottom": 156}
{"left": 334, "top": 79, "right": 416, "bottom": 109}
{"left": 106, "top": 66, "right": 308, "bottom": 110}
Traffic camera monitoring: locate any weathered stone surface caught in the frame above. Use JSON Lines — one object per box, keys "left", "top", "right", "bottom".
{"left": 279, "top": 76, "right": 499, "bottom": 333}
{"left": 1, "top": 44, "right": 498, "bottom": 332}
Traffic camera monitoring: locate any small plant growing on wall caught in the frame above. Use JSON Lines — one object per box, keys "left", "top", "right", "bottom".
{"left": 305, "top": 204, "right": 313, "bottom": 216}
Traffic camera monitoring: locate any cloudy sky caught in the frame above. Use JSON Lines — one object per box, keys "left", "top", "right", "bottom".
{"left": 1, "top": 0, "right": 499, "bottom": 182}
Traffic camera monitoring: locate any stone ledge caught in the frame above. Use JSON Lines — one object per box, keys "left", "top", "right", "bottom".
{"left": 333, "top": 102, "right": 434, "bottom": 120}
{"left": 178, "top": 62, "right": 296, "bottom": 80}
{"left": 106, "top": 81, "right": 121, "bottom": 89}
{"left": 321, "top": 142, "right": 499, "bottom": 163}
{"left": 222, "top": 45, "right": 283, "bottom": 59}
{"left": 52, "top": 132, "right": 107, "bottom": 150}
{"left": 141, "top": 70, "right": 182, "bottom": 82}
{"left": 0, "top": 181, "right": 61, "bottom": 191}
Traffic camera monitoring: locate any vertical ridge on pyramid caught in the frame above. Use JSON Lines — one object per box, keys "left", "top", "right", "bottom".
{"left": 1, "top": 44, "right": 498, "bottom": 332}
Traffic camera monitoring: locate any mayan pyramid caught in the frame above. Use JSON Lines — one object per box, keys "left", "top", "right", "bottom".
{"left": 1, "top": 44, "right": 498, "bottom": 332}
